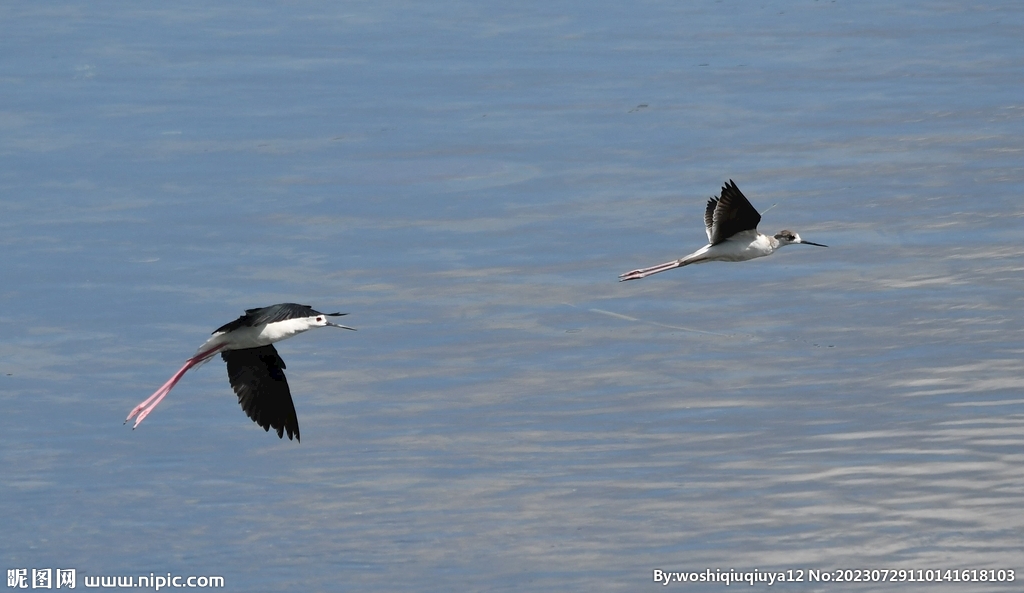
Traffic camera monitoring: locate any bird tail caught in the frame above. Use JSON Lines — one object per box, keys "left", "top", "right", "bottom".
{"left": 191, "top": 336, "right": 228, "bottom": 367}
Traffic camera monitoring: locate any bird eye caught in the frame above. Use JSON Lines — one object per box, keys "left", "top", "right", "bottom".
{"left": 316, "top": 316, "right": 323, "bottom": 321}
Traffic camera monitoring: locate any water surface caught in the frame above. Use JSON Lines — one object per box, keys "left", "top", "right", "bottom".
{"left": 2, "top": 1, "right": 1023, "bottom": 591}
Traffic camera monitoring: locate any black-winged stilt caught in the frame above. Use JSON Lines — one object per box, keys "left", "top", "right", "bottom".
{"left": 619, "top": 180, "right": 826, "bottom": 281}
{"left": 125, "top": 303, "right": 354, "bottom": 441}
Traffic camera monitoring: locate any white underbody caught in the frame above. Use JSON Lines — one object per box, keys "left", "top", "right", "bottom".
{"left": 683, "top": 230, "right": 778, "bottom": 264}
{"left": 193, "top": 317, "right": 321, "bottom": 359}
{"left": 618, "top": 230, "right": 786, "bottom": 281}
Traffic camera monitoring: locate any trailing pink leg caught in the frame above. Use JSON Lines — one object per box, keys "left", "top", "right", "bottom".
{"left": 125, "top": 346, "right": 224, "bottom": 429}
{"left": 619, "top": 258, "right": 684, "bottom": 281}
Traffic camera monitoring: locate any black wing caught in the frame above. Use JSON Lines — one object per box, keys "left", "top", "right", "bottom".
{"left": 222, "top": 345, "right": 300, "bottom": 441}
{"left": 703, "top": 197, "right": 717, "bottom": 243}
{"left": 707, "top": 180, "right": 761, "bottom": 245}
{"left": 214, "top": 303, "right": 344, "bottom": 334}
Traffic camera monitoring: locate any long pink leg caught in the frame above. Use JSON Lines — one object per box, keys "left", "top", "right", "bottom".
{"left": 125, "top": 346, "right": 223, "bottom": 429}
{"left": 619, "top": 258, "right": 683, "bottom": 281}
{"left": 619, "top": 252, "right": 711, "bottom": 281}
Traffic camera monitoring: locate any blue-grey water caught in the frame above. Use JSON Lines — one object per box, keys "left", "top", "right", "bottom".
{"left": 2, "top": 2, "right": 1023, "bottom": 591}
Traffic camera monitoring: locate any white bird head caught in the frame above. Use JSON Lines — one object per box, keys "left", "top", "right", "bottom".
{"left": 315, "top": 312, "right": 357, "bottom": 331}
{"left": 774, "top": 230, "right": 827, "bottom": 248}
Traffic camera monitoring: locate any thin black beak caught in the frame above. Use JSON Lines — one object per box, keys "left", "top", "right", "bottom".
{"left": 325, "top": 311, "right": 355, "bottom": 330}
{"left": 799, "top": 240, "right": 828, "bottom": 247}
